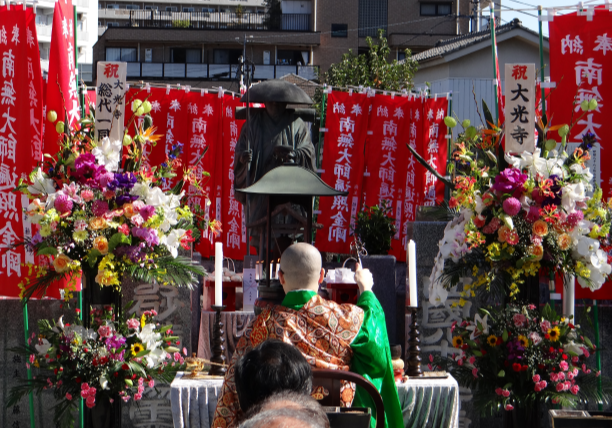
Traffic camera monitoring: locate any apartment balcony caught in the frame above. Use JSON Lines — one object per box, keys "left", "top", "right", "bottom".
{"left": 36, "top": 23, "right": 89, "bottom": 45}
{"left": 121, "top": 10, "right": 312, "bottom": 31}
{"left": 125, "top": 62, "right": 318, "bottom": 80}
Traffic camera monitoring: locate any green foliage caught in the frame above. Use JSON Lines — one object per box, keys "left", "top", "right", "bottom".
{"left": 172, "top": 20, "right": 190, "bottom": 28}
{"left": 352, "top": 200, "right": 396, "bottom": 255}
{"left": 323, "top": 29, "right": 418, "bottom": 93}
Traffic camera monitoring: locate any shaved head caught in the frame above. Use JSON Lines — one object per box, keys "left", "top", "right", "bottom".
{"left": 279, "top": 243, "right": 323, "bottom": 292}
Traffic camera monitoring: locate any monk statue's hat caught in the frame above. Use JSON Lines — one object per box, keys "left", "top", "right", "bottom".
{"left": 240, "top": 79, "right": 313, "bottom": 104}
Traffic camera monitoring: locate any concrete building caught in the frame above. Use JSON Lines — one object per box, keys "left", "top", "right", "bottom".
{"left": 93, "top": 0, "right": 472, "bottom": 85}
{"left": 35, "top": 0, "right": 98, "bottom": 82}
{"left": 412, "top": 18, "right": 550, "bottom": 127}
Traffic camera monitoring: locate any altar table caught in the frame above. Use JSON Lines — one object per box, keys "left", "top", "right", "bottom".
{"left": 171, "top": 372, "right": 459, "bottom": 428}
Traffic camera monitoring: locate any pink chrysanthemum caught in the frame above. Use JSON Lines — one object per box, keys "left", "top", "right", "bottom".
{"left": 503, "top": 197, "right": 521, "bottom": 216}
{"left": 92, "top": 200, "right": 109, "bottom": 217}
{"left": 54, "top": 194, "right": 73, "bottom": 214}
{"left": 567, "top": 211, "right": 584, "bottom": 227}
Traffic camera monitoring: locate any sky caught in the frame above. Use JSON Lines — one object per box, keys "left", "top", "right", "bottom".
{"left": 494, "top": 0, "right": 603, "bottom": 36}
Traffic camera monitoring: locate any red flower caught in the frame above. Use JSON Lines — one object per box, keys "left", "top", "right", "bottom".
{"left": 521, "top": 365, "right": 529, "bottom": 372}
{"left": 76, "top": 377, "right": 82, "bottom": 383}
{"left": 504, "top": 360, "right": 510, "bottom": 367}
{"left": 512, "top": 363, "right": 522, "bottom": 372}
{"left": 545, "top": 334, "right": 550, "bottom": 340}
{"left": 114, "top": 372, "right": 119, "bottom": 377}
{"left": 481, "top": 349, "right": 487, "bottom": 355}
{"left": 562, "top": 354, "right": 568, "bottom": 360}
{"left": 121, "top": 364, "right": 129, "bottom": 371}
{"left": 496, "top": 337, "right": 503, "bottom": 345}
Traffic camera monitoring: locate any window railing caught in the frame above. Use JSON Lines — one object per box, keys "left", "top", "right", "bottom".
{"left": 124, "top": 62, "right": 319, "bottom": 80}
{"left": 125, "top": 10, "right": 312, "bottom": 31}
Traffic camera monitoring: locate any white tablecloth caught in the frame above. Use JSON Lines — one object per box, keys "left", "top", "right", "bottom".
{"left": 171, "top": 372, "right": 459, "bottom": 428}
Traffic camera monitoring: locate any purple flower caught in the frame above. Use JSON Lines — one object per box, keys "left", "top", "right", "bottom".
{"left": 116, "top": 194, "right": 139, "bottom": 206}
{"left": 99, "top": 172, "right": 115, "bottom": 188}
{"left": 115, "top": 245, "right": 145, "bottom": 263}
{"left": 105, "top": 334, "right": 126, "bottom": 351}
{"left": 54, "top": 193, "right": 73, "bottom": 214}
{"left": 492, "top": 168, "right": 527, "bottom": 197}
{"left": 503, "top": 197, "right": 521, "bottom": 216}
{"left": 139, "top": 205, "right": 156, "bottom": 222}
{"left": 31, "top": 231, "right": 42, "bottom": 246}
{"left": 132, "top": 227, "right": 159, "bottom": 247}
{"left": 92, "top": 200, "right": 109, "bottom": 217}
{"left": 73, "top": 154, "right": 108, "bottom": 189}
{"left": 108, "top": 173, "right": 138, "bottom": 191}
{"left": 506, "top": 339, "right": 525, "bottom": 361}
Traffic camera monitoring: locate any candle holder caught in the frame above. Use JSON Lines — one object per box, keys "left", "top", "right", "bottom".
{"left": 209, "top": 305, "right": 227, "bottom": 376}
{"left": 407, "top": 307, "right": 423, "bottom": 377}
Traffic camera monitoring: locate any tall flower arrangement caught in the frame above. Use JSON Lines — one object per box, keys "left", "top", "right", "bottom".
{"left": 428, "top": 103, "right": 612, "bottom": 305}
{"left": 16, "top": 97, "right": 214, "bottom": 300}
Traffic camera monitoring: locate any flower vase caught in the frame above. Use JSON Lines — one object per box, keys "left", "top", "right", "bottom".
{"left": 82, "top": 268, "right": 122, "bottom": 328}
{"left": 503, "top": 404, "right": 542, "bottom": 428}
{"left": 88, "top": 396, "right": 121, "bottom": 428}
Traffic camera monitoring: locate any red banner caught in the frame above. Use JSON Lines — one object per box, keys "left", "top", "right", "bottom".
{"left": 315, "top": 91, "right": 372, "bottom": 254}
{"left": 362, "top": 94, "right": 411, "bottom": 260}
{"left": 43, "top": 0, "right": 79, "bottom": 152}
{"left": 219, "top": 95, "right": 247, "bottom": 259}
{"left": 0, "top": 9, "right": 45, "bottom": 298}
{"left": 422, "top": 98, "right": 448, "bottom": 206}
{"left": 550, "top": 8, "right": 611, "bottom": 195}
{"left": 549, "top": 7, "right": 612, "bottom": 300}
{"left": 184, "top": 90, "right": 222, "bottom": 258}
{"left": 400, "top": 96, "right": 425, "bottom": 259}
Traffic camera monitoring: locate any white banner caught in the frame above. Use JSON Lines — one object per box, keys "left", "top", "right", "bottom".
{"left": 504, "top": 63, "right": 536, "bottom": 154}
{"left": 95, "top": 61, "right": 127, "bottom": 142}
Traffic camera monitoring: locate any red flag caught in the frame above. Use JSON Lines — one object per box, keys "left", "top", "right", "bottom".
{"left": 315, "top": 91, "right": 372, "bottom": 254}
{"left": 220, "top": 95, "right": 247, "bottom": 259}
{"left": 0, "top": 8, "right": 47, "bottom": 298}
{"left": 184, "top": 90, "right": 222, "bottom": 258}
{"left": 422, "top": 98, "right": 448, "bottom": 207}
{"left": 399, "top": 96, "right": 425, "bottom": 259}
{"left": 362, "top": 94, "right": 410, "bottom": 259}
{"left": 549, "top": 7, "right": 612, "bottom": 300}
{"left": 43, "top": 0, "right": 79, "bottom": 152}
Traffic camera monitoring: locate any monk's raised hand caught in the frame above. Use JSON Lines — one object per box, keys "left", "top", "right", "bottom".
{"left": 354, "top": 263, "right": 374, "bottom": 294}
{"left": 239, "top": 149, "right": 253, "bottom": 164}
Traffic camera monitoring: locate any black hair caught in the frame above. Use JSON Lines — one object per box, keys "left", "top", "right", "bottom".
{"left": 235, "top": 339, "right": 313, "bottom": 413}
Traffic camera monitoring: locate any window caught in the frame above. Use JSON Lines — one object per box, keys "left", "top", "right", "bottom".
{"left": 106, "top": 4, "right": 119, "bottom": 9}
{"left": 213, "top": 49, "right": 242, "bottom": 64}
{"left": 107, "top": 22, "right": 120, "bottom": 27}
{"left": 125, "top": 4, "right": 139, "bottom": 10}
{"left": 358, "top": 0, "right": 387, "bottom": 37}
{"left": 145, "top": 5, "right": 158, "bottom": 10}
{"left": 106, "top": 47, "right": 137, "bottom": 61}
{"left": 331, "top": 23, "right": 348, "bottom": 38}
{"left": 397, "top": 51, "right": 406, "bottom": 61}
{"left": 171, "top": 48, "right": 201, "bottom": 63}
{"left": 183, "top": 7, "right": 194, "bottom": 12}
{"left": 420, "top": 3, "right": 452, "bottom": 16}
{"left": 165, "top": 6, "right": 177, "bottom": 12}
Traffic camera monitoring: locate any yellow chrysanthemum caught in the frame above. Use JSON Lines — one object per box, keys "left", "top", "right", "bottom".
{"left": 517, "top": 335, "right": 529, "bottom": 348}
{"left": 548, "top": 326, "right": 561, "bottom": 342}
{"left": 452, "top": 336, "right": 464, "bottom": 348}
{"left": 131, "top": 343, "right": 144, "bottom": 356}
{"left": 487, "top": 335, "right": 498, "bottom": 347}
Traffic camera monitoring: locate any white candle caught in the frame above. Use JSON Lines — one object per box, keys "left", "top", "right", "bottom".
{"left": 276, "top": 259, "right": 281, "bottom": 279}
{"left": 214, "top": 242, "right": 223, "bottom": 306}
{"left": 270, "top": 262, "right": 274, "bottom": 279}
{"left": 408, "top": 240, "right": 418, "bottom": 307}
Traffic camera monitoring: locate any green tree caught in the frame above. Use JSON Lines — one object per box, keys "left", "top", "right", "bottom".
{"left": 323, "top": 29, "right": 418, "bottom": 92}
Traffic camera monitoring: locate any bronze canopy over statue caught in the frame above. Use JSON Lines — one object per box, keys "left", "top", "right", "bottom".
{"left": 233, "top": 80, "right": 317, "bottom": 254}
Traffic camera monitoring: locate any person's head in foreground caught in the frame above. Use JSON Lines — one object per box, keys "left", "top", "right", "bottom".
{"left": 235, "top": 339, "right": 313, "bottom": 414}
{"left": 278, "top": 242, "right": 374, "bottom": 295}
{"left": 239, "top": 392, "right": 329, "bottom": 428}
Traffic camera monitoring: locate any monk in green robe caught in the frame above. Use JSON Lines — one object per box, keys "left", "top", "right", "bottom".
{"left": 212, "top": 243, "right": 403, "bottom": 428}
{"left": 233, "top": 102, "right": 316, "bottom": 228}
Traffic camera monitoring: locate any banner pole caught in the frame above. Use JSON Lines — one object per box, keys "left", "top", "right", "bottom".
{"left": 23, "top": 304, "right": 35, "bottom": 428}
{"left": 489, "top": 2, "right": 499, "bottom": 124}
{"left": 537, "top": 5, "right": 547, "bottom": 125}
{"left": 79, "top": 284, "right": 85, "bottom": 427}
{"left": 317, "top": 87, "right": 327, "bottom": 170}
{"left": 445, "top": 93, "right": 452, "bottom": 202}
{"left": 73, "top": 6, "right": 84, "bottom": 118}
{"left": 593, "top": 299, "right": 603, "bottom": 410}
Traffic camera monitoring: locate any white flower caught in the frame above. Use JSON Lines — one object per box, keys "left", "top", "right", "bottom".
{"left": 27, "top": 199, "right": 44, "bottom": 224}
{"left": 162, "top": 229, "right": 185, "bottom": 258}
{"left": 27, "top": 168, "right": 56, "bottom": 196}
{"left": 563, "top": 341, "right": 584, "bottom": 356}
{"left": 466, "top": 313, "right": 489, "bottom": 340}
{"left": 429, "top": 283, "right": 448, "bottom": 307}
{"left": 561, "top": 183, "right": 586, "bottom": 212}
{"left": 145, "top": 348, "right": 167, "bottom": 369}
{"left": 130, "top": 182, "right": 151, "bottom": 198}
{"left": 138, "top": 324, "right": 162, "bottom": 351}
{"left": 92, "top": 137, "right": 122, "bottom": 172}
{"left": 474, "top": 192, "right": 485, "bottom": 215}
{"left": 145, "top": 187, "right": 169, "bottom": 207}
{"left": 35, "top": 338, "right": 51, "bottom": 356}
{"left": 576, "top": 236, "right": 600, "bottom": 258}
{"left": 100, "top": 375, "right": 110, "bottom": 390}
{"left": 159, "top": 192, "right": 184, "bottom": 232}
{"left": 505, "top": 150, "right": 536, "bottom": 170}
{"left": 52, "top": 315, "right": 65, "bottom": 333}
